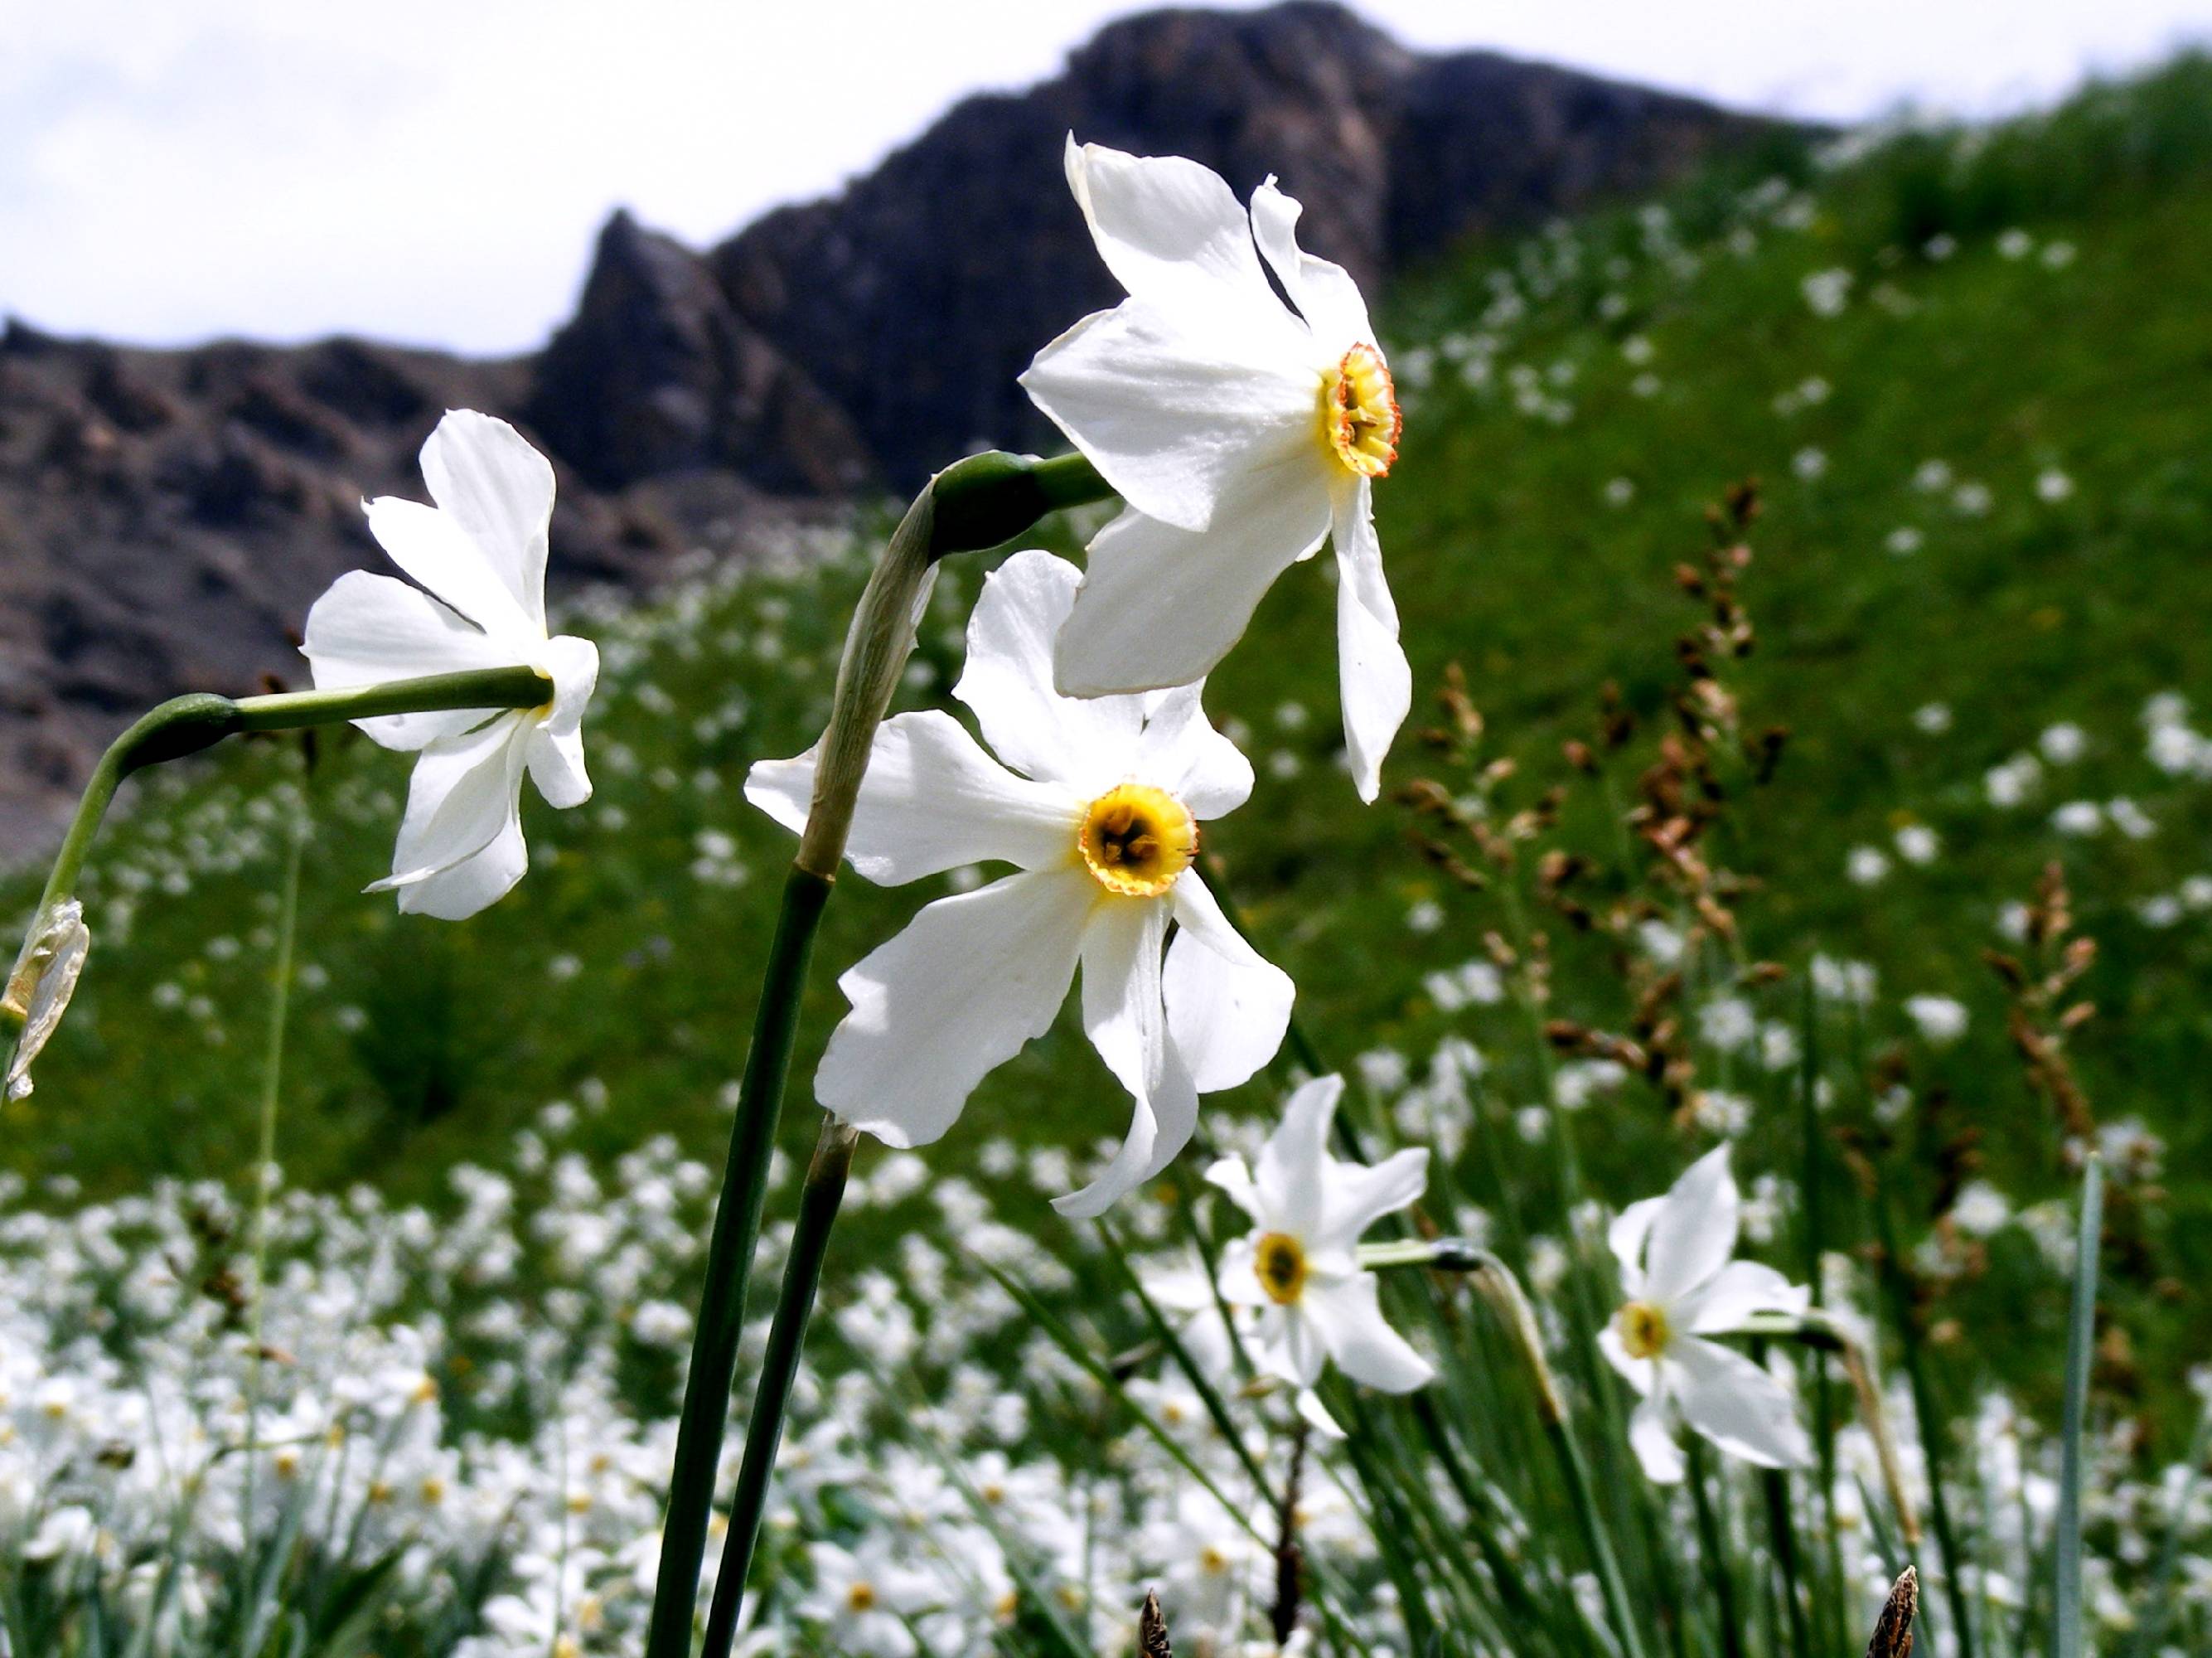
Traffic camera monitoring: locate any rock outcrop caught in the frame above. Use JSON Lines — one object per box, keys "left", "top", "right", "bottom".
{"left": 0, "top": 2, "right": 1800, "bottom": 846}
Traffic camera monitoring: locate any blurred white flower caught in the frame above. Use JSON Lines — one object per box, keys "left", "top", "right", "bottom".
{"left": 1022, "top": 139, "right": 1411, "bottom": 801}
{"left": 1894, "top": 825, "right": 1940, "bottom": 865}
{"left": 748, "top": 551, "right": 1292, "bottom": 1218}
{"left": 1207, "top": 1074, "right": 1432, "bottom": 1393}
{"left": 1600, "top": 1146, "right": 1813, "bottom": 1483}
{"left": 798, "top": 1539, "right": 934, "bottom": 1656}
{"left": 2039, "top": 722, "right": 2087, "bottom": 764}
{"left": 303, "top": 411, "right": 598, "bottom": 919}
{"left": 1847, "top": 846, "right": 1891, "bottom": 886}
{"left": 1904, "top": 995, "right": 1970, "bottom": 1046}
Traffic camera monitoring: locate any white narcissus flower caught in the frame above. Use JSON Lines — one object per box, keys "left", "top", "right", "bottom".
{"left": 1599, "top": 1143, "right": 1816, "bottom": 1484}
{"left": 1022, "top": 138, "right": 1411, "bottom": 802}
{"left": 746, "top": 550, "right": 1293, "bottom": 1218}
{"left": 796, "top": 1539, "right": 934, "bottom": 1658}
{"left": 1204, "top": 1074, "right": 1432, "bottom": 1393}
{"left": 303, "top": 410, "right": 598, "bottom": 919}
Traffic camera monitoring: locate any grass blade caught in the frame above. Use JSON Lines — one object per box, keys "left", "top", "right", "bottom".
{"left": 2054, "top": 1154, "right": 2103, "bottom": 1658}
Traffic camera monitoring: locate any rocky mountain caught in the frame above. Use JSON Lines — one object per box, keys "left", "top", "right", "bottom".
{"left": 0, "top": 1, "right": 1799, "bottom": 846}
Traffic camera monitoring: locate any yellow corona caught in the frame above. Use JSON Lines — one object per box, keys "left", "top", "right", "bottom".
{"left": 1077, "top": 783, "right": 1198, "bottom": 898}
{"left": 1253, "top": 1231, "right": 1309, "bottom": 1306}
{"left": 1322, "top": 342, "right": 1401, "bottom": 478}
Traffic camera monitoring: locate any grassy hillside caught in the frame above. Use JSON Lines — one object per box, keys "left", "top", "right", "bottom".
{"left": 8, "top": 53, "right": 2212, "bottom": 1437}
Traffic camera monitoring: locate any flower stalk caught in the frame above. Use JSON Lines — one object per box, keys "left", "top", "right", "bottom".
{"left": 646, "top": 448, "right": 1111, "bottom": 1657}
{"left": 700, "top": 1113, "right": 859, "bottom": 1658}
{"left": 2, "top": 667, "right": 551, "bottom": 1086}
{"left": 1463, "top": 1250, "right": 1648, "bottom": 1658}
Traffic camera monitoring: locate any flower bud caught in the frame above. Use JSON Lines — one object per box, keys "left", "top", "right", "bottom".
{"left": 4, "top": 899, "right": 90, "bottom": 1102}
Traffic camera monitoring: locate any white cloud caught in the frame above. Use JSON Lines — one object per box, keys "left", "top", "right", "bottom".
{"left": 4, "top": 0, "right": 2207, "bottom": 353}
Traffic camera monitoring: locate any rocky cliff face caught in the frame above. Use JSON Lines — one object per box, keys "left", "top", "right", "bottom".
{"left": 704, "top": 2, "right": 1789, "bottom": 487}
{"left": 0, "top": 2, "right": 1797, "bottom": 846}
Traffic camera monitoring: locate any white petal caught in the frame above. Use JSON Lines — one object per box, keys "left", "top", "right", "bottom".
{"left": 1204, "top": 1156, "right": 1266, "bottom": 1226}
{"left": 1054, "top": 478, "right": 1331, "bottom": 700}
{"left": 1163, "top": 875, "right": 1294, "bottom": 1093}
{"left": 1214, "top": 1234, "right": 1270, "bottom": 1307}
{"left": 397, "top": 815, "right": 529, "bottom": 920}
{"left": 301, "top": 570, "right": 520, "bottom": 751}
{"left": 1644, "top": 1144, "right": 1740, "bottom": 1304}
{"left": 1596, "top": 1323, "right": 1655, "bottom": 1397}
{"left": 1629, "top": 1386, "right": 1687, "bottom": 1484}
{"left": 1332, "top": 478, "right": 1409, "bottom": 804}
{"left": 1673, "top": 1337, "right": 1814, "bottom": 1471}
{"left": 953, "top": 550, "right": 1144, "bottom": 792}
{"left": 1607, "top": 1197, "right": 1666, "bottom": 1294}
{"left": 1306, "top": 1273, "right": 1432, "bottom": 1392}
{"left": 1317, "top": 1147, "right": 1429, "bottom": 1255}
{"left": 1021, "top": 298, "right": 1322, "bottom": 532}
{"left": 1295, "top": 1389, "right": 1348, "bottom": 1441}
{"left": 525, "top": 722, "right": 592, "bottom": 810}
{"left": 419, "top": 410, "right": 554, "bottom": 631}
{"left": 1679, "top": 1261, "right": 1812, "bottom": 1336}
{"left": 744, "top": 711, "right": 1082, "bottom": 885}
{"left": 536, "top": 633, "right": 598, "bottom": 738}
{"left": 524, "top": 634, "right": 597, "bottom": 809}
{"left": 362, "top": 496, "right": 539, "bottom": 647}
{"left": 1259, "top": 1305, "right": 1327, "bottom": 1389}
{"left": 1254, "top": 1073, "right": 1341, "bottom": 1240}
{"left": 1056, "top": 896, "right": 1199, "bottom": 1218}
{"left": 816, "top": 867, "right": 1095, "bottom": 1149}
{"left": 369, "top": 714, "right": 530, "bottom": 907}
{"left": 1249, "top": 178, "right": 1377, "bottom": 352}
{"left": 1059, "top": 138, "right": 1300, "bottom": 337}
{"left": 1135, "top": 686, "right": 1252, "bottom": 819}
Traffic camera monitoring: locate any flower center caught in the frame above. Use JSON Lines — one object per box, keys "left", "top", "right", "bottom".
{"left": 1321, "top": 342, "right": 1401, "bottom": 478}
{"left": 1253, "top": 1231, "right": 1309, "bottom": 1306}
{"left": 847, "top": 1581, "right": 878, "bottom": 1613}
{"left": 1077, "top": 783, "right": 1197, "bottom": 898}
{"left": 1618, "top": 1299, "right": 1671, "bottom": 1361}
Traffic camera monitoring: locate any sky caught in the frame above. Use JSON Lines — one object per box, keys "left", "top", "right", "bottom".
{"left": 5, "top": 0, "right": 2210, "bottom": 356}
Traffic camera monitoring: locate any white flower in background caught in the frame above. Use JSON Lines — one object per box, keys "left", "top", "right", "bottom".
{"left": 1206, "top": 1074, "right": 1432, "bottom": 1393}
{"left": 303, "top": 411, "right": 598, "bottom": 919}
{"left": 1600, "top": 1145, "right": 1814, "bottom": 1483}
{"left": 1905, "top": 995, "right": 1970, "bottom": 1046}
{"left": 1022, "top": 139, "right": 1411, "bottom": 802}
{"left": 3, "top": 899, "right": 90, "bottom": 1102}
{"left": 747, "top": 551, "right": 1293, "bottom": 1218}
{"left": 798, "top": 1539, "right": 935, "bottom": 1658}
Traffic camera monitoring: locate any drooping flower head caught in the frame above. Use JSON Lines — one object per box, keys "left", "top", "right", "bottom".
{"left": 1599, "top": 1143, "right": 1815, "bottom": 1483}
{"left": 746, "top": 550, "right": 1293, "bottom": 1217}
{"left": 1023, "top": 138, "right": 1411, "bottom": 802}
{"left": 1205, "top": 1074, "right": 1432, "bottom": 1393}
{"left": 303, "top": 411, "right": 598, "bottom": 919}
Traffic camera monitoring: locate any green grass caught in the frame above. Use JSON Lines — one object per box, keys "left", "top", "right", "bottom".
{"left": 9, "top": 51, "right": 2212, "bottom": 1442}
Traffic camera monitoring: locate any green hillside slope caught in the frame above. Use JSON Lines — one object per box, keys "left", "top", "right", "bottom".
{"left": 7, "top": 56, "right": 2211, "bottom": 1424}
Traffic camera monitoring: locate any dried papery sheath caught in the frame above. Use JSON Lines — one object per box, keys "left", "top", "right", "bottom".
{"left": 1866, "top": 1565, "right": 1918, "bottom": 1658}
{"left": 4, "top": 899, "right": 90, "bottom": 1102}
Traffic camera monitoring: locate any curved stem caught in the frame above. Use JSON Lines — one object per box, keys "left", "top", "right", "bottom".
{"left": 644, "top": 450, "right": 1120, "bottom": 1657}
{"left": 700, "top": 1115, "right": 859, "bottom": 1658}
{"left": 2, "top": 667, "right": 550, "bottom": 1079}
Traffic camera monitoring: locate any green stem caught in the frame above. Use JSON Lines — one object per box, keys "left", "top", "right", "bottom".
{"left": 700, "top": 1114, "right": 859, "bottom": 1658}
{"left": 1686, "top": 1438, "right": 1745, "bottom": 1658}
{"left": 2, "top": 667, "right": 550, "bottom": 1083}
{"left": 644, "top": 451, "right": 1119, "bottom": 1657}
{"left": 2054, "top": 1155, "right": 2103, "bottom": 1658}
{"left": 642, "top": 865, "right": 830, "bottom": 1658}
